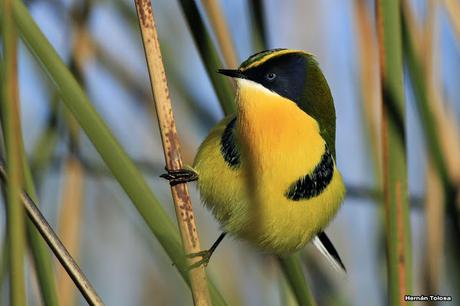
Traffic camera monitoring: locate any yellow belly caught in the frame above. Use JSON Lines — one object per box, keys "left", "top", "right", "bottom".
{"left": 193, "top": 84, "right": 345, "bottom": 254}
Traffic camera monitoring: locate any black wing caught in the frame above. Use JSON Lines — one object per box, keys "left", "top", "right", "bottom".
{"left": 284, "top": 147, "right": 334, "bottom": 201}
{"left": 220, "top": 117, "right": 240, "bottom": 169}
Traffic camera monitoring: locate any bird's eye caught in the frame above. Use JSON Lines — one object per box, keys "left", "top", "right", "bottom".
{"left": 266, "top": 72, "right": 277, "bottom": 81}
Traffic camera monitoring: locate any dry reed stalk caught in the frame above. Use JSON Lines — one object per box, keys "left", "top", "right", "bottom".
{"left": 57, "top": 156, "right": 85, "bottom": 306}
{"left": 354, "top": 0, "right": 382, "bottom": 181}
{"left": 424, "top": 162, "right": 444, "bottom": 293}
{"left": 133, "top": 0, "right": 211, "bottom": 305}
{"left": 443, "top": 0, "right": 460, "bottom": 41}
{"left": 201, "top": 0, "right": 238, "bottom": 68}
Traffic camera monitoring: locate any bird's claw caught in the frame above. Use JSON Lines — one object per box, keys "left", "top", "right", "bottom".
{"left": 160, "top": 167, "right": 198, "bottom": 186}
{"left": 186, "top": 250, "right": 212, "bottom": 271}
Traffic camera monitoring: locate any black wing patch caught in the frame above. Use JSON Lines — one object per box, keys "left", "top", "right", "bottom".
{"left": 220, "top": 117, "right": 240, "bottom": 169}
{"left": 285, "top": 147, "right": 334, "bottom": 201}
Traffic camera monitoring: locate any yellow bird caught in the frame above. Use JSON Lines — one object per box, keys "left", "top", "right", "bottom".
{"left": 162, "top": 49, "right": 346, "bottom": 271}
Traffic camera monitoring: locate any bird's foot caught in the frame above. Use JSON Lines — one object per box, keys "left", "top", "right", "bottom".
{"left": 186, "top": 249, "right": 213, "bottom": 270}
{"left": 160, "top": 167, "right": 198, "bottom": 186}
{"left": 185, "top": 233, "right": 226, "bottom": 270}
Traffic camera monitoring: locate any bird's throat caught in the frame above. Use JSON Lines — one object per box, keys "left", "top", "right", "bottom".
{"left": 235, "top": 79, "right": 320, "bottom": 169}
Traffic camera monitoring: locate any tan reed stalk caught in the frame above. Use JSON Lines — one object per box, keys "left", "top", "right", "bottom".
{"left": 443, "top": 0, "right": 460, "bottom": 41}
{"left": 178, "top": 0, "right": 236, "bottom": 114}
{"left": 57, "top": 156, "right": 85, "bottom": 306}
{"left": 354, "top": 0, "right": 382, "bottom": 183}
{"left": 201, "top": 0, "right": 238, "bottom": 68}
{"left": 424, "top": 162, "right": 444, "bottom": 293}
{"left": 133, "top": 0, "right": 212, "bottom": 305}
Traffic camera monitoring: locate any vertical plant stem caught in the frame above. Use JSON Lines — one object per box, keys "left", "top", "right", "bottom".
{"left": 133, "top": 1, "right": 211, "bottom": 305}
{"left": 201, "top": 0, "right": 238, "bottom": 68}
{"left": 249, "top": 0, "right": 268, "bottom": 51}
{"left": 1, "top": 40, "right": 60, "bottom": 306}
{"left": 178, "top": 0, "right": 236, "bottom": 115}
{"left": 57, "top": 157, "right": 84, "bottom": 306}
{"left": 354, "top": 0, "right": 382, "bottom": 182}
{"left": 0, "top": 237, "right": 8, "bottom": 302}
{"left": 21, "top": 151, "right": 60, "bottom": 306}
{"left": 443, "top": 0, "right": 460, "bottom": 41}
{"left": 375, "top": 0, "right": 412, "bottom": 305}
{"left": 1, "top": 0, "right": 27, "bottom": 303}
{"left": 354, "top": 2, "right": 388, "bottom": 299}
{"left": 278, "top": 255, "right": 317, "bottom": 306}
{"left": 279, "top": 271, "right": 297, "bottom": 306}
{"left": 424, "top": 161, "right": 444, "bottom": 291}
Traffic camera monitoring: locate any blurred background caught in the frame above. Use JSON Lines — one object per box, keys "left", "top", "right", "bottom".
{"left": 1, "top": 0, "right": 460, "bottom": 305}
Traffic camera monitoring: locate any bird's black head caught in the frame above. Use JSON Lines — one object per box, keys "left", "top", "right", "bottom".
{"left": 218, "top": 48, "right": 338, "bottom": 157}
{"left": 218, "top": 49, "right": 310, "bottom": 105}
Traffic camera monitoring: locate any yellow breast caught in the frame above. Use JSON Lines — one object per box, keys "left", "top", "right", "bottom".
{"left": 237, "top": 79, "right": 326, "bottom": 185}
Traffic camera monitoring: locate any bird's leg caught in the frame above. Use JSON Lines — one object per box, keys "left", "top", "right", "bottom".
{"left": 160, "top": 166, "right": 198, "bottom": 186}
{"left": 187, "top": 232, "right": 227, "bottom": 270}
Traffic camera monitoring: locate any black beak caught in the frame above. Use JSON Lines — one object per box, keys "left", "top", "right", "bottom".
{"left": 218, "top": 69, "right": 246, "bottom": 79}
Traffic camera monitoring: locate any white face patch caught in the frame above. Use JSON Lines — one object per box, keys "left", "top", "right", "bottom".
{"left": 236, "top": 78, "right": 281, "bottom": 98}
{"left": 235, "top": 78, "right": 299, "bottom": 111}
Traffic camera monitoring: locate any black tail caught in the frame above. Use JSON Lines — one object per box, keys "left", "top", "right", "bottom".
{"left": 312, "top": 231, "right": 346, "bottom": 272}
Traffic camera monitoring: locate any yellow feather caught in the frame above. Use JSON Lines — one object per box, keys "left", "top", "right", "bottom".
{"left": 193, "top": 79, "right": 345, "bottom": 254}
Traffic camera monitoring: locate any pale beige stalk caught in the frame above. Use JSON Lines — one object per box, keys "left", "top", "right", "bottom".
{"left": 443, "top": 0, "right": 460, "bottom": 41}
{"left": 201, "top": 0, "right": 238, "bottom": 68}
{"left": 354, "top": 0, "right": 382, "bottom": 181}
{"left": 133, "top": 0, "right": 211, "bottom": 305}
{"left": 420, "top": 0, "right": 443, "bottom": 294}
{"left": 57, "top": 157, "right": 85, "bottom": 306}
